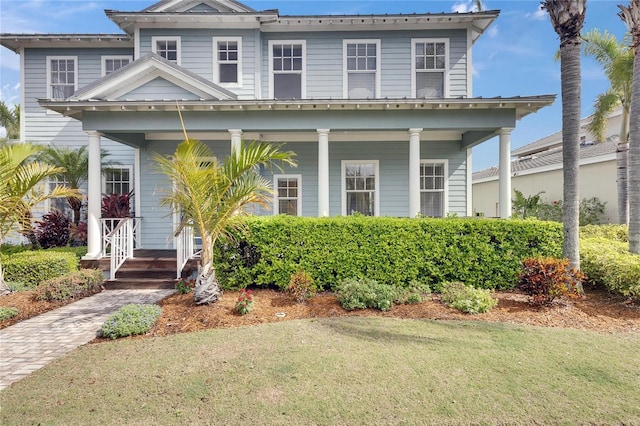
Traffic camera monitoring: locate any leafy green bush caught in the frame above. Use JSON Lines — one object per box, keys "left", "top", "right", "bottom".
{"left": 47, "top": 246, "right": 88, "bottom": 260}
{"left": 518, "top": 257, "right": 584, "bottom": 306}
{"left": 580, "top": 225, "right": 628, "bottom": 242}
{"left": 335, "top": 278, "right": 396, "bottom": 311}
{"left": 286, "top": 270, "right": 317, "bottom": 303}
{"left": 0, "top": 307, "right": 19, "bottom": 321}
{"left": 394, "top": 280, "right": 431, "bottom": 305}
{"left": 0, "top": 244, "right": 31, "bottom": 255}
{"left": 1, "top": 250, "right": 79, "bottom": 287}
{"left": 34, "top": 269, "right": 104, "bottom": 302}
{"left": 6, "top": 281, "right": 32, "bottom": 292}
{"left": 581, "top": 238, "right": 640, "bottom": 301}
{"left": 98, "top": 304, "right": 162, "bottom": 339}
{"left": 215, "top": 216, "right": 562, "bottom": 291}
{"left": 440, "top": 281, "right": 497, "bottom": 314}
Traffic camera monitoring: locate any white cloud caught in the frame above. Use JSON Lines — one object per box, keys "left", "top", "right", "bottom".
{"left": 451, "top": 1, "right": 483, "bottom": 13}
{"left": 525, "top": 6, "right": 547, "bottom": 21}
{"left": 487, "top": 25, "right": 498, "bottom": 38}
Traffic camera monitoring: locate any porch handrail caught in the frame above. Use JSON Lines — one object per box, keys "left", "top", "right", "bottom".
{"left": 101, "top": 217, "right": 141, "bottom": 257}
{"left": 176, "top": 225, "right": 195, "bottom": 279}
{"left": 107, "top": 218, "right": 134, "bottom": 281}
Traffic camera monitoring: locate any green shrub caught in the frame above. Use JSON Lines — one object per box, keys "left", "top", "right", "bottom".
{"left": 394, "top": 280, "right": 431, "bottom": 305}
{"left": 34, "top": 269, "right": 104, "bottom": 302}
{"left": 0, "top": 307, "right": 19, "bottom": 321}
{"left": 1, "top": 250, "right": 79, "bottom": 287}
{"left": 580, "top": 225, "right": 628, "bottom": 242}
{"left": 0, "top": 244, "right": 31, "bottom": 255}
{"left": 335, "top": 278, "right": 396, "bottom": 311}
{"left": 518, "top": 257, "right": 584, "bottom": 306}
{"left": 175, "top": 278, "right": 195, "bottom": 294}
{"left": 215, "top": 216, "right": 562, "bottom": 291}
{"left": 286, "top": 270, "right": 317, "bottom": 303}
{"left": 440, "top": 281, "right": 497, "bottom": 314}
{"left": 47, "top": 246, "right": 88, "bottom": 260}
{"left": 6, "top": 281, "right": 33, "bottom": 292}
{"left": 99, "top": 304, "right": 162, "bottom": 339}
{"left": 581, "top": 238, "right": 640, "bottom": 301}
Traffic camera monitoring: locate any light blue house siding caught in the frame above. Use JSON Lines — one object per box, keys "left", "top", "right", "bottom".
{"left": 117, "top": 77, "right": 203, "bottom": 100}
{"left": 137, "top": 138, "right": 466, "bottom": 249}
{"left": 138, "top": 28, "right": 257, "bottom": 99}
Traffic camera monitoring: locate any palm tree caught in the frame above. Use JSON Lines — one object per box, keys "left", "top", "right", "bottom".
{"left": 0, "top": 102, "right": 20, "bottom": 141}
{"left": 38, "top": 146, "right": 110, "bottom": 225}
{"left": 0, "top": 142, "right": 78, "bottom": 295}
{"left": 542, "top": 0, "right": 587, "bottom": 271}
{"left": 582, "top": 29, "right": 634, "bottom": 224}
{"left": 154, "top": 139, "right": 296, "bottom": 305}
{"left": 619, "top": 0, "right": 640, "bottom": 254}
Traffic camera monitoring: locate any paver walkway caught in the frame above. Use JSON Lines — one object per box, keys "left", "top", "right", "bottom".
{"left": 0, "top": 289, "right": 174, "bottom": 391}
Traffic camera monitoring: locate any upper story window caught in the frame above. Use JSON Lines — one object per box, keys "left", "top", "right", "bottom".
{"left": 420, "top": 160, "right": 448, "bottom": 217}
{"left": 102, "top": 56, "right": 132, "bottom": 76}
{"left": 46, "top": 57, "right": 77, "bottom": 99}
{"left": 342, "top": 160, "right": 379, "bottom": 216}
{"left": 213, "top": 37, "right": 242, "bottom": 86}
{"left": 269, "top": 40, "right": 305, "bottom": 99}
{"left": 152, "top": 36, "right": 181, "bottom": 65}
{"left": 343, "top": 40, "right": 380, "bottom": 99}
{"left": 412, "top": 39, "right": 449, "bottom": 98}
{"left": 274, "top": 175, "right": 301, "bottom": 216}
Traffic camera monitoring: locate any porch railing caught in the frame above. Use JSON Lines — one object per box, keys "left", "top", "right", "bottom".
{"left": 106, "top": 218, "right": 134, "bottom": 281}
{"left": 101, "top": 217, "right": 141, "bottom": 257}
{"left": 176, "top": 225, "right": 201, "bottom": 279}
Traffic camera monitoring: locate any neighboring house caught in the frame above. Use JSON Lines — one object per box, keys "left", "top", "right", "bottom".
{"left": 473, "top": 109, "right": 622, "bottom": 222}
{"left": 0, "top": 0, "right": 554, "bottom": 261}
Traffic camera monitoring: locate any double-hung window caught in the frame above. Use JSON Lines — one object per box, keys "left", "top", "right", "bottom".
{"left": 269, "top": 40, "right": 305, "bottom": 99}
{"left": 48, "top": 176, "right": 72, "bottom": 215}
{"left": 47, "top": 57, "right": 77, "bottom": 99}
{"left": 342, "top": 161, "right": 379, "bottom": 216}
{"left": 213, "top": 37, "right": 242, "bottom": 86}
{"left": 152, "top": 36, "right": 181, "bottom": 64}
{"left": 412, "top": 39, "right": 449, "bottom": 98}
{"left": 104, "top": 166, "right": 132, "bottom": 195}
{"left": 420, "top": 160, "right": 448, "bottom": 217}
{"left": 274, "top": 175, "right": 301, "bottom": 216}
{"left": 343, "top": 40, "right": 380, "bottom": 99}
{"left": 102, "top": 56, "right": 132, "bottom": 76}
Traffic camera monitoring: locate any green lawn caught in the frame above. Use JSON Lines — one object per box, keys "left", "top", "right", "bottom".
{"left": 1, "top": 317, "right": 639, "bottom": 425}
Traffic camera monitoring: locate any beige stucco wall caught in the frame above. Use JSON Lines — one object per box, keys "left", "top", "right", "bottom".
{"left": 472, "top": 159, "right": 619, "bottom": 223}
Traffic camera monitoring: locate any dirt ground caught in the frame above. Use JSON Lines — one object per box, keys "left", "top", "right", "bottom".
{"left": 2, "top": 284, "right": 638, "bottom": 335}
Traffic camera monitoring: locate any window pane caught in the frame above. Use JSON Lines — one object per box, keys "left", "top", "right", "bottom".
{"left": 420, "top": 192, "right": 444, "bottom": 217}
{"left": 347, "top": 192, "right": 374, "bottom": 216}
{"left": 416, "top": 72, "right": 444, "bottom": 98}
{"left": 274, "top": 74, "right": 302, "bottom": 99}
{"left": 219, "top": 64, "right": 237, "bottom": 83}
{"left": 348, "top": 73, "right": 375, "bottom": 99}
{"left": 279, "top": 200, "right": 298, "bottom": 216}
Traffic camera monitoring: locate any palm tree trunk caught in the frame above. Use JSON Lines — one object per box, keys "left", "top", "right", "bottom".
{"left": 193, "top": 232, "right": 223, "bottom": 305}
{"left": 617, "top": 142, "right": 629, "bottom": 224}
{"left": 628, "top": 41, "right": 640, "bottom": 253}
{"left": 560, "top": 40, "right": 582, "bottom": 269}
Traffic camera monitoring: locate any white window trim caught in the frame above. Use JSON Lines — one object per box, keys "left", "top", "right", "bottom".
{"left": 342, "top": 39, "right": 381, "bottom": 99}
{"left": 151, "top": 36, "right": 182, "bottom": 65}
{"left": 213, "top": 36, "right": 243, "bottom": 88}
{"left": 420, "top": 159, "right": 449, "bottom": 217}
{"left": 341, "top": 160, "right": 380, "bottom": 217}
{"left": 102, "top": 165, "right": 133, "bottom": 194}
{"left": 411, "top": 38, "right": 450, "bottom": 98}
{"left": 273, "top": 174, "right": 302, "bottom": 216}
{"left": 268, "top": 39, "right": 306, "bottom": 99}
{"left": 45, "top": 56, "right": 78, "bottom": 99}
{"left": 101, "top": 55, "right": 133, "bottom": 77}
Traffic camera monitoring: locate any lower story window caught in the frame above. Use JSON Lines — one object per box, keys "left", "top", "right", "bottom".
{"left": 274, "top": 175, "right": 301, "bottom": 216}
{"left": 343, "top": 161, "right": 378, "bottom": 216}
{"left": 48, "top": 176, "right": 72, "bottom": 215}
{"left": 420, "top": 160, "right": 447, "bottom": 217}
{"left": 104, "top": 167, "right": 132, "bottom": 195}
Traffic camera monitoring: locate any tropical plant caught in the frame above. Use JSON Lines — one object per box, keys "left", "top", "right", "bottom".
{"left": 0, "top": 141, "right": 78, "bottom": 295}
{"left": 542, "top": 0, "right": 587, "bottom": 270}
{"left": 154, "top": 139, "right": 296, "bottom": 305}
{"left": 619, "top": 0, "right": 640, "bottom": 254}
{"left": 582, "top": 29, "right": 634, "bottom": 224}
{"left": 101, "top": 191, "right": 133, "bottom": 218}
{"left": 512, "top": 189, "right": 545, "bottom": 218}
{"left": 0, "top": 102, "right": 20, "bottom": 141}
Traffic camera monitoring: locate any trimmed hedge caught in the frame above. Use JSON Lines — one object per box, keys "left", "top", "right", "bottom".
{"left": 1, "top": 250, "right": 79, "bottom": 287}
{"left": 580, "top": 225, "right": 628, "bottom": 242}
{"left": 215, "top": 216, "right": 563, "bottom": 290}
{"left": 34, "top": 269, "right": 105, "bottom": 302}
{"left": 581, "top": 237, "right": 640, "bottom": 301}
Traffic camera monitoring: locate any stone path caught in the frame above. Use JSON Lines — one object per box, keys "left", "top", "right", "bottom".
{"left": 0, "top": 289, "right": 174, "bottom": 391}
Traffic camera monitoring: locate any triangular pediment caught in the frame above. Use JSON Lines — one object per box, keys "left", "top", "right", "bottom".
{"left": 143, "top": 0, "right": 255, "bottom": 13}
{"left": 71, "top": 53, "right": 237, "bottom": 102}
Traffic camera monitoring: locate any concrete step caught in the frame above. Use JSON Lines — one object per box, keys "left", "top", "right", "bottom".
{"left": 103, "top": 278, "right": 176, "bottom": 290}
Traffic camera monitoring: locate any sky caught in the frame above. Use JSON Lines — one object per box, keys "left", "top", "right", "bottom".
{"left": 0, "top": 0, "right": 631, "bottom": 171}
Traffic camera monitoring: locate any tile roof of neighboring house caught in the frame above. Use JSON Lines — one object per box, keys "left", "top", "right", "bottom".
{"left": 472, "top": 141, "right": 618, "bottom": 181}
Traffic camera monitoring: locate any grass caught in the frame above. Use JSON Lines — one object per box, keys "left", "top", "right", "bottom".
{"left": 1, "top": 317, "right": 639, "bottom": 425}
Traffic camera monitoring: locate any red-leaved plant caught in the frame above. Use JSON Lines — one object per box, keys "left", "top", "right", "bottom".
{"left": 518, "top": 257, "right": 585, "bottom": 307}
{"left": 235, "top": 288, "right": 254, "bottom": 315}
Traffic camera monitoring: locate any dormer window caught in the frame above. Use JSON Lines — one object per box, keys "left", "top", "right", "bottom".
{"left": 412, "top": 39, "right": 449, "bottom": 98}
{"left": 152, "top": 37, "right": 181, "bottom": 65}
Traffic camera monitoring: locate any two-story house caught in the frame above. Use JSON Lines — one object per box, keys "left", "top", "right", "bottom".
{"left": 1, "top": 0, "right": 554, "bottom": 263}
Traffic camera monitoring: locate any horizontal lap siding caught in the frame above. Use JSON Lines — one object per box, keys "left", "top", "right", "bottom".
{"left": 139, "top": 29, "right": 256, "bottom": 99}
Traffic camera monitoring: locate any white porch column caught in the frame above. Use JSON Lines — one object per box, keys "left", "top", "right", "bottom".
{"left": 84, "top": 131, "right": 102, "bottom": 259}
{"left": 317, "top": 129, "right": 330, "bottom": 217}
{"left": 409, "top": 128, "right": 423, "bottom": 218}
{"left": 498, "top": 128, "right": 513, "bottom": 218}
{"left": 229, "top": 129, "right": 243, "bottom": 154}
